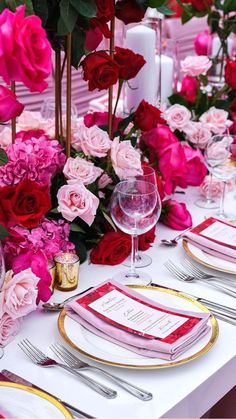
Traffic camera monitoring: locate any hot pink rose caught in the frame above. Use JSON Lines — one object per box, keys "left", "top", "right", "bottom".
{"left": 1, "top": 269, "right": 38, "bottom": 320}
{"left": 184, "top": 122, "right": 212, "bottom": 149}
{"left": 163, "top": 104, "right": 191, "bottom": 132}
{"left": 161, "top": 199, "right": 192, "bottom": 230}
{"left": 199, "top": 107, "right": 233, "bottom": 134}
{"left": 57, "top": 180, "right": 99, "bottom": 225}
{"left": 183, "top": 145, "right": 207, "bottom": 186}
{"left": 140, "top": 124, "right": 178, "bottom": 164}
{"left": 194, "top": 30, "right": 212, "bottom": 56}
{"left": 158, "top": 142, "right": 188, "bottom": 195}
{"left": 0, "top": 85, "right": 24, "bottom": 122}
{"left": 0, "top": 312, "right": 21, "bottom": 347}
{"left": 63, "top": 157, "right": 103, "bottom": 185}
{"left": 84, "top": 111, "right": 121, "bottom": 133}
{"left": 179, "top": 76, "right": 198, "bottom": 103}
{"left": 75, "top": 125, "right": 112, "bottom": 157}
{"left": 181, "top": 55, "right": 212, "bottom": 77}
{"left": 110, "top": 137, "right": 143, "bottom": 180}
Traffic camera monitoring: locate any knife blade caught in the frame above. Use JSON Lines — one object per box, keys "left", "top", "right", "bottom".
{"left": 0, "top": 370, "right": 94, "bottom": 419}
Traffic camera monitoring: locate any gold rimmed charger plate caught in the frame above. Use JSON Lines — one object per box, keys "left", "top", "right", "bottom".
{"left": 58, "top": 285, "right": 218, "bottom": 369}
{"left": 0, "top": 381, "right": 72, "bottom": 418}
{"left": 183, "top": 239, "right": 236, "bottom": 275}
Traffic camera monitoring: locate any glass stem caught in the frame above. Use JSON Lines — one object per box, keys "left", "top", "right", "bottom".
{"left": 127, "top": 233, "right": 139, "bottom": 278}
{"left": 206, "top": 173, "right": 213, "bottom": 203}
{"left": 134, "top": 234, "right": 141, "bottom": 262}
{"left": 219, "top": 181, "right": 226, "bottom": 217}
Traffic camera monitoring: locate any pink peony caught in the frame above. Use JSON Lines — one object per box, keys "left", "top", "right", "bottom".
{"left": 0, "top": 6, "right": 52, "bottom": 92}
{"left": 74, "top": 124, "right": 112, "bottom": 157}
{"left": 179, "top": 76, "right": 198, "bottom": 103}
{"left": 12, "top": 250, "right": 52, "bottom": 303}
{"left": 110, "top": 137, "right": 143, "bottom": 180}
{"left": 84, "top": 111, "right": 121, "bottom": 133}
{"left": 1, "top": 269, "right": 38, "bottom": 320}
{"left": 181, "top": 55, "right": 212, "bottom": 77}
{"left": 0, "top": 312, "right": 21, "bottom": 347}
{"left": 0, "top": 85, "right": 24, "bottom": 122}
{"left": 199, "top": 107, "right": 233, "bottom": 134}
{"left": 158, "top": 142, "right": 188, "bottom": 195}
{"left": 183, "top": 144, "right": 207, "bottom": 186}
{"left": 161, "top": 199, "right": 192, "bottom": 230}
{"left": 184, "top": 122, "right": 212, "bottom": 149}
{"left": 57, "top": 180, "right": 99, "bottom": 225}
{"left": 194, "top": 30, "right": 212, "bottom": 56}
{"left": 163, "top": 104, "right": 191, "bottom": 132}
{"left": 63, "top": 157, "right": 103, "bottom": 185}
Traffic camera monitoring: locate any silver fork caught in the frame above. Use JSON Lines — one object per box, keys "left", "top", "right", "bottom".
{"left": 182, "top": 259, "right": 236, "bottom": 286}
{"left": 50, "top": 343, "right": 153, "bottom": 401}
{"left": 164, "top": 260, "right": 236, "bottom": 298}
{"left": 18, "top": 339, "right": 117, "bottom": 399}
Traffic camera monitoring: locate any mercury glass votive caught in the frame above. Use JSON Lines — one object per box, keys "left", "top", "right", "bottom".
{"left": 48, "top": 259, "right": 56, "bottom": 291}
{"left": 54, "top": 253, "right": 80, "bottom": 291}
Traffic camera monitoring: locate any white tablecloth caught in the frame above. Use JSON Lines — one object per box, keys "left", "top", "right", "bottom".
{"left": 1, "top": 186, "right": 236, "bottom": 419}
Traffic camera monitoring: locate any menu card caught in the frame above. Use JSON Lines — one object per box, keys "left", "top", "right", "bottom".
{"left": 190, "top": 217, "right": 236, "bottom": 250}
{"left": 77, "top": 282, "right": 201, "bottom": 343}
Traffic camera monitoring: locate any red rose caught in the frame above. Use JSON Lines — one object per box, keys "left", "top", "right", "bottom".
{"left": 116, "top": 0, "right": 145, "bottom": 24}
{"left": 134, "top": 100, "right": 166, "bottom": 131}
{"left": 114, "top": 47, "right": 146, "bottom": 81}
{"left": 95, "top": 0, "right": 115, "bottom": 22}
{"left": 0, "top": 85, "right": 24, "bottom": 122}
{"left": 161, "top": 199, "right": 192, "bottom": 231}
{"left": 138, "top": 227, "right": 156, "bottom": 251}
{"left": 0, "top": 179, "right": 51, "bottom": 228}
{"left": 82, "top": 51, "right": 120, "bottom": 91}
{"left": 191, "top": 0, "right": 212, "bottom": 11}
{"left": 90, "top": 231, "right": 131, "bottom": 265}
{"left": 85, "top": 26, "right": 103, "bottom": 51}
{"left": 225, "top": 59, "right": 236, "bottom": 90}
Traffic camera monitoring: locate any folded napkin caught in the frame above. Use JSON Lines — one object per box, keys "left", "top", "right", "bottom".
{"left": 184, "top": 217, "right": 236, "bottom": 263}
{"left": 65, "top": 280, "right": 210, "bottom": 361}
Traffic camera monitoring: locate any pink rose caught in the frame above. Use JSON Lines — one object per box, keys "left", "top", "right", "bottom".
{"left": 140, "top": 124, "right": 178, "bottom": 164}
{"left": 75, "top": 125, "right": 112, "bottom": 157}
{"left": 158, "top": 142, "right": 188, "bottom": 195}
{"left": 57, "top": 180, "right": 99, "bottom": 225}
{"left": 0, "top": 85, "right": 24, "bottom": 122}
{"left": 183, "top": 144, "right": 207, "bottom": 186}
{"left": 1, "top": 269, "right": 38, "bottom": 320}
{"left": 0, "top": 127, "right": 12, "bottom": 149}
{"left": 161, "top": 199, "right": 192, "bottom": 230}
{"left": 110, "top": 137, "right": 143, "bottom": 180}
{"left": 0, "top": 6, "right": 52, "bottom": 92}
{"left": 184, "top": 122, "right": 212, "bottom": 149}
{"left": 63, "top": 157, "right": 103, "bottom": 185}
{"left": 181, "top": 55, "right": 212, "bottom": 77}
{"left": 179, "top": 76, "right": 198, "bottom": 103}
{"left": 206, "top": 136, "right": 233, "bottom": 161}
{"left": 84, "top": 111, "right": 121, "bottom": 133}
{"left": 0, "top": 312, "right": 21, "bottom": 347}
{"left": 200, "top": 175, "right": 223, "bottom": 198}
{"left": 199, "top": 107, "right": 233, "bottom": 134}
{"left": 194, "top": 30, "right": 212, "bottom": 56}
{"left": 163, "top": 104, "right": 191, "bottom": 132}
{"left": 98, "top": 173, "right": 112, "bottom": 189}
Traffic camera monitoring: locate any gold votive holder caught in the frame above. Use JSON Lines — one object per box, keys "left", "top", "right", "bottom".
{"left": 48, "top": 260, "right": 56, "bottom": 291}
{"left": 54, "top": 253, "right": 80, "bottom": 291}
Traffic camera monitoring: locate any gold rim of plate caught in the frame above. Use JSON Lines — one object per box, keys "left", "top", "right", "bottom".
{"left": 0, "top": 382, "right": 72, "bottom": 418}
{"left": 183, "top": 239, "right": 236, "bottom": 275}
{"left": 58, "top": 285, "right": 219, "bottom": 369}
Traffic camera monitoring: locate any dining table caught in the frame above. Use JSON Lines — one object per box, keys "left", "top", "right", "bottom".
{"left": 1, "top": 186, "right": 236, "bottom": 419}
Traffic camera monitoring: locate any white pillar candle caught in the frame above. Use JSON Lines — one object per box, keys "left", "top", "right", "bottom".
{"left": 125, "top": 25, "right": 156, "bottom": 112}
{"left": 155, "top": 55, "right": 174, "bottom": 105}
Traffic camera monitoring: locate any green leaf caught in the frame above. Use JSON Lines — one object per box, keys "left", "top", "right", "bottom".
{"left": 222, "top": 0, "right": 236, "bottom": 14}
{"left": 195, "top": 92, "right": 209, "bottom": 116}
{"left": 70, "top": 223, "right": 86, "bottom": 233}
{"left": 181, "top": 9, "right": 193, "bottom": 24}
{"left": 59, "top": 0, "right": 78, "bottom": 34}
{"left": 148, "top": 0, "right": 166, "bottom": 7}
{"left": 168, "top": 93, "right": 188, "bottom": 107}
{"left": 73, "top": 239, "right": 87, "bottom": 264}
{"left": 0, "top": 224, "right": 9, "bottom": 240}
{"left": 0, "top": 148, "right": 8, "bottom": 166}
{"left": 70, "top": 0, "right": 96, "bottom": 18}
{"left": 101, "top": 211, "right": 117, "bottom": 232}
{"left": 207, "top": 11, "right": 220, "bottom": 33}
{"left": 214, "top": 0, "right": 224, "bottom": 10}
{"left": 17, "top": 0, "right": 34, "bottom": 14}
{"left": 157, "top": 4, "right": 175, "bottom": 15}
{"left": 118, "top": 113, "right": 134, "bottom": 132}
{"left": 71, "top": 26, "right": 85, "bottom": 68}
{"left": 32, "top": 0, "right": 48, "bottom": 25}
{"left": 5, "top": 0, "right": 16, "bottom": 10}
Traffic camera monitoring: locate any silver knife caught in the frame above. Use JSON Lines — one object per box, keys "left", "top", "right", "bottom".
{"left": 1, "top": 370, "right": 95, "bottom": 419}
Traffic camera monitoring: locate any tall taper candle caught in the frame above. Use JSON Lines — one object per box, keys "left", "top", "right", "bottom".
{"left": 125, "top": 25, "right": 156, "bottom": 112}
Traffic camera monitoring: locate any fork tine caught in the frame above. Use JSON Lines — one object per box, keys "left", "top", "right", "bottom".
{"left": 23, "top": 339, "right": 47, "bottom": 362}
{"left": 54, "top": 343, "right": 79, "bottom": 363}
{"left": 50, "top": 343, "right": 71, "bottom": 365}
{"left": 18, "top": 342, "right": 40, "bottom": 363}
{"left": 182, "top": 259, "right": 202, "bottom": 276}
{"left": 164, "top": 260, "right": 187, "bottom": 280}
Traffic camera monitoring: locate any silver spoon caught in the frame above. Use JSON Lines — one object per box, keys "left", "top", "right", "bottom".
{"left": 161, "top": 228, "right": 191, "bottom": 246}
{"left": 42, "top": 287, "right": 93, "bottom": 312}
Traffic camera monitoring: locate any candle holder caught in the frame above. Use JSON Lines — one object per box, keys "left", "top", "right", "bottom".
{"left": 54, "top": 253, "right": 80, "bottom": 291}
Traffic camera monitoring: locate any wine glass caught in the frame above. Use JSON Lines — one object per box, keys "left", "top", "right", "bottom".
{"left": 110, "top": 179, "right": 161, "bottom": 285}
{"left": 123, "top": 166, "right": 158, "bottom": 268}
{"left": 204, "top": 134, "right": 236, "bottom": 220}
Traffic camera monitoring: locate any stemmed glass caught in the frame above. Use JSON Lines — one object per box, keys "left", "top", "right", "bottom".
{"left": 110, "top": 179, "right": 161, "bottom": 285}
{"left": 204, "top": 134, "right": 236, "bottom": 220}
{"left": 123, "top": 166, "right": 158, "bottom": 268}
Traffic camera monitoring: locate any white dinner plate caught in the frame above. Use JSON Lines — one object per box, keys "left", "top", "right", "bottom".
{"left": 58, "top": 286, "right": 218, "bottom": 369}
{"left": 0, "top": 382, "right": 72, "bottom": 419}
{"left": 183, "top": 240, "right": 236, "bottom": 275}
